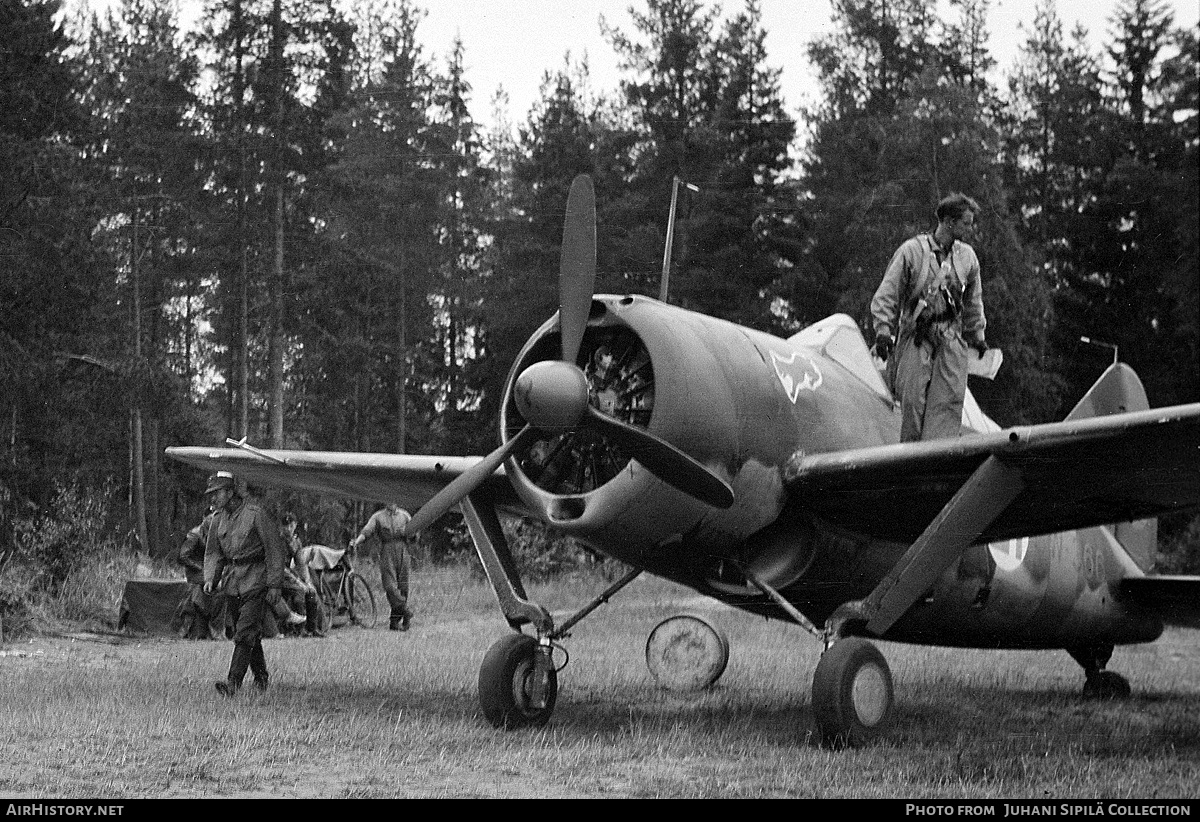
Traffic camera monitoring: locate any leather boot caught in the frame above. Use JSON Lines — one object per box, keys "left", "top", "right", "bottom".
{"left": 249, "top": 640, "right": 269, "bottom": 691}
{"left": 216, "top": 642, "right": 252, "bottom": 696}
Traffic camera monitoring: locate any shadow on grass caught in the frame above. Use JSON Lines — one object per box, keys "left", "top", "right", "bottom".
{"left": 256, "top": 669, "right": 1200, "bottom": 758}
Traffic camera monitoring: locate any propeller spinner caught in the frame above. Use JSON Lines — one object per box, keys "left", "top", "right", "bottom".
{"left": 406, "top": 175, "right": 733, "bottom": 534}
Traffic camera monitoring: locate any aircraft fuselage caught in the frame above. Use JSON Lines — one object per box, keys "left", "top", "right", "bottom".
{"left": 500, "top": 296, "right": 1162, "bottom": 651}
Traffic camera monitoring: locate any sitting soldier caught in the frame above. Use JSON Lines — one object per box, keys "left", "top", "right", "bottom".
{"left": 279, "top": 513, "right": 324, "bottom": 636}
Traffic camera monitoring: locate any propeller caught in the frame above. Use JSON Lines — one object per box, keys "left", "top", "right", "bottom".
{"left": 406, "top": 174, "right": 734, "bottom": 534}
{"left": 558, "top": 174, "right": 597, "bottom": 366}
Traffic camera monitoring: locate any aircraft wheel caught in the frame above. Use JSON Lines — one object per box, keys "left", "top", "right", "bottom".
{"left": 645, "top": 613, "right": 729, "bottom": 692}
{"left": 1083, "top": 670, "right": 1131, "bottom": 700}
{"left": 478, "top": 633, "right": 558, "bottom": 729}
{"left": 811, "top": 637, "right": 894, "bottom": 748}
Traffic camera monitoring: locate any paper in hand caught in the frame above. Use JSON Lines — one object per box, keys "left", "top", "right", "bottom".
{"left": 968, "top": 347, "right": 1003, "bottom": 379}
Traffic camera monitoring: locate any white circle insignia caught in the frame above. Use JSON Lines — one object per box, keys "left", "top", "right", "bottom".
{"left": 989, "top": 537, "right": 1029, "bottom": 573}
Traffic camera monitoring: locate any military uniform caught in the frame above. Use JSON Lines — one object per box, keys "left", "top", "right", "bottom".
{"left": 280, "top": 529, "right": 322, "bottom": 635}
{"left": 871, "top": 233, "right": 985, "bottom": 442}
{"left": 353, "top": 505, "right": 413, "bottom": 630}
{"left": 176, "top": 513, "right": 221, "bottom": 639}
{"left": 204, "top": 478, "right": 286, "bottom": 693}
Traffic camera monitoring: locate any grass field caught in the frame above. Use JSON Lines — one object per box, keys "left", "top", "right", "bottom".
{"left": 1, "top": 566, "right": 1197, "bottom": 799}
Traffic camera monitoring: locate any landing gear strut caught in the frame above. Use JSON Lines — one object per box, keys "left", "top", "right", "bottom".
{"left": 464, "top": 490, "right": 648, "bottom": 729}
{"left": 748, "top": 573, "right": 896, "bottom": 749}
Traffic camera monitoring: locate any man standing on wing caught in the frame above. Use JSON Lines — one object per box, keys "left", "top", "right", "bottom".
{"left": 871, "top": 192, "right": 988, "bottom": 442}
{"left": 202, "top": 471, "right": 287, "bottom": 694}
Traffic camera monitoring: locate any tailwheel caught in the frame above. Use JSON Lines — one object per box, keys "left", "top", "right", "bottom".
{"left": 1069, "top": 645, "right": 1131, "bottom": 700}
{"left": 811, "top": 637, "right": 894, "bottom": 748}
{"left": 478, "top": 633, "right": 558, "bottom": 729}
{"left": 1083, "top": 670, "right": 1131, "bottom": 700}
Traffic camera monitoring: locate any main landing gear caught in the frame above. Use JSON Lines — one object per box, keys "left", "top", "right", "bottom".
{"left": 748, "top": 573, "right": 895, "bottom": 749}
{"left": 463, "top": 491, "right": 655, "bottom": 730}
{"left": 478, "top": 633, "right": 559, "bottom": 729}
{"left": 811, "top": 636, "right": 894, "bottom": 748}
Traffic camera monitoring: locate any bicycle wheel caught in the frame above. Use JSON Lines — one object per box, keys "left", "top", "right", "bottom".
{"left": 347, "top": 572, "right": 378, "bottom": 629}
{"left": 318, "top": 573, "right": 348, "bottom": 628}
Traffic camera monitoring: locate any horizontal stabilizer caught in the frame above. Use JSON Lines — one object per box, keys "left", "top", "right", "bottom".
{"left": 1118, "top": 576, "right": 1200, "bottom": 629}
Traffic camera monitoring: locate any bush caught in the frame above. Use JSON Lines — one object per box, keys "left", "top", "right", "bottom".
{"left": 443, "top": 516, "right": 626, "bottom": 584}
{"left": 0, "top": 479, "right": 137, "bottom": 635}
{"left": 1156, "top": 512, "right": 1200, "bottom": 575}
{"left": 51, "top": 551, "right": 137, "bottom": 627}
{"left": 0, "top": 571, "right": 35, "bottom": 638}
{"left": 12, "top": 479, "right": 128, "bottom": 594}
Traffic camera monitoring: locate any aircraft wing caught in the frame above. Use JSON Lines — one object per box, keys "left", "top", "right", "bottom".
{"left": 786, "top": 403, "right": 1200, "bottom": 545}
{"left": 164, "top": 446, "right": 522, "bottom": 515}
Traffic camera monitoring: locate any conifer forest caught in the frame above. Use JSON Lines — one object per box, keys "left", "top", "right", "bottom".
{"left": 2, "top": 0, "right": 1197, "bottom": 575}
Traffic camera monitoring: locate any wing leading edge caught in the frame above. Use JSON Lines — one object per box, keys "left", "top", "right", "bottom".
{"left": 786, "top": 403, "right": 1200, "bottom": 545}
{"left": 164, "top": 446, "right": 521, "bottom": 515}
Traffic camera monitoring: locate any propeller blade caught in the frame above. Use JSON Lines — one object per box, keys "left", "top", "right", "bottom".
{"left": 407, "top": 426, "right": 539, "bottom": 534}
{"left": 559, "top": 174, "right": 597, "bottom": 365}
{"left": 584, "top": 407, "right": 734, "bottom": 509}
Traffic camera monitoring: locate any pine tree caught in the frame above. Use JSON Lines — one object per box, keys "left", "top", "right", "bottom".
{"left": 1050, "top": 0, "right": 1196, "bottom": 410}
{"left": 81, "top": 0, "right": 208, "bottom": 555}
{"left": 193, "top": 0, "right": 353, "bottom": 448}
{"left": 603, "top": 0, "right": 798, "bottom": 328}
{"left": 802, "top": 0, "right": 1059, "bottom": 424}
{"left": 423, "top": 37, "right": 494, "bottom": 455}
{"left": 0, "top": 0, "right": 118, "bottom": 513}
{"left": 312, "top": 0, "right": 443, "bottom": 456}
{"left": 479, "top": 57, "right": 626, "bottom": 430}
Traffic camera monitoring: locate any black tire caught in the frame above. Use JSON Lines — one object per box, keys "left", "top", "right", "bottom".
{"left": 478, "top": 633, "right": 558, "bottom": 729}
{"left": 1083, "top": 670, "right": 1131, "bottom": 700}
{"left": 347, "top": 572, "right": 378, "bottom": 629}
{"left": 811, "top": 637, "right": 894, "bottom": 749}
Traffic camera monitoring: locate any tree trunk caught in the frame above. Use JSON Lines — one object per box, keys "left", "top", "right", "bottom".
{"left": 269, "top": 186, "right": 285, "bottom": 448}
{"left": 267, "top": 0, "right": 286, "bottom": 449}
{"left": 131, "top": 202, "right": 149, "bottom": 557}
{"left": 397, "top": 249, "right": 407, "bottom": 454}
{"left": 232, "top": 0, "right": 250, "bottom": 441}
{"left": 146, "top": 416, "right": 162, "bottom": 558}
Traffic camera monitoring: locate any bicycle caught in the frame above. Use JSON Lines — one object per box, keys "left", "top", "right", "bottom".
{"left": 305, "top": 545, "right": 378, "bottom": 630}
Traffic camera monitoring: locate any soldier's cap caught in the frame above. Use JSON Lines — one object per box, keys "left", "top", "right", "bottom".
{"left": 204, "top": 471, "right": 236, "bottom": 495}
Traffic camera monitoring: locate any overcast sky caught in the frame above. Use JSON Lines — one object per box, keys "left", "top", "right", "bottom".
{"left": 412, "top": 0, "right": 1198, "bottom": 131}
{"left": 74, "top": 0, "right": 1199, "bottom": 133}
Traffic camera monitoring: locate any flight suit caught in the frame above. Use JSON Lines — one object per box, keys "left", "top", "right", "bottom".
{"left": 354, "top": 506, "right": 413, "bottom": 630}
{"left": 205, "top": 498, "right": 286, "bottom": 689}
{"left": 871, "top": 233, "right": 985, "bottom": 442}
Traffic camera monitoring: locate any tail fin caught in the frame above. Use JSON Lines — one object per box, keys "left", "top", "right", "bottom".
{"left": 1066, "top": 363, "right": 1156, "bottom": 571}
{"left": 1064, "top": 362, "right": 1148, "bottom": 420}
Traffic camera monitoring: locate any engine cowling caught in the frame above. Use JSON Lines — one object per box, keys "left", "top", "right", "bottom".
{"left": 499, "top": 295, "right": 810, "bottom": 572}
